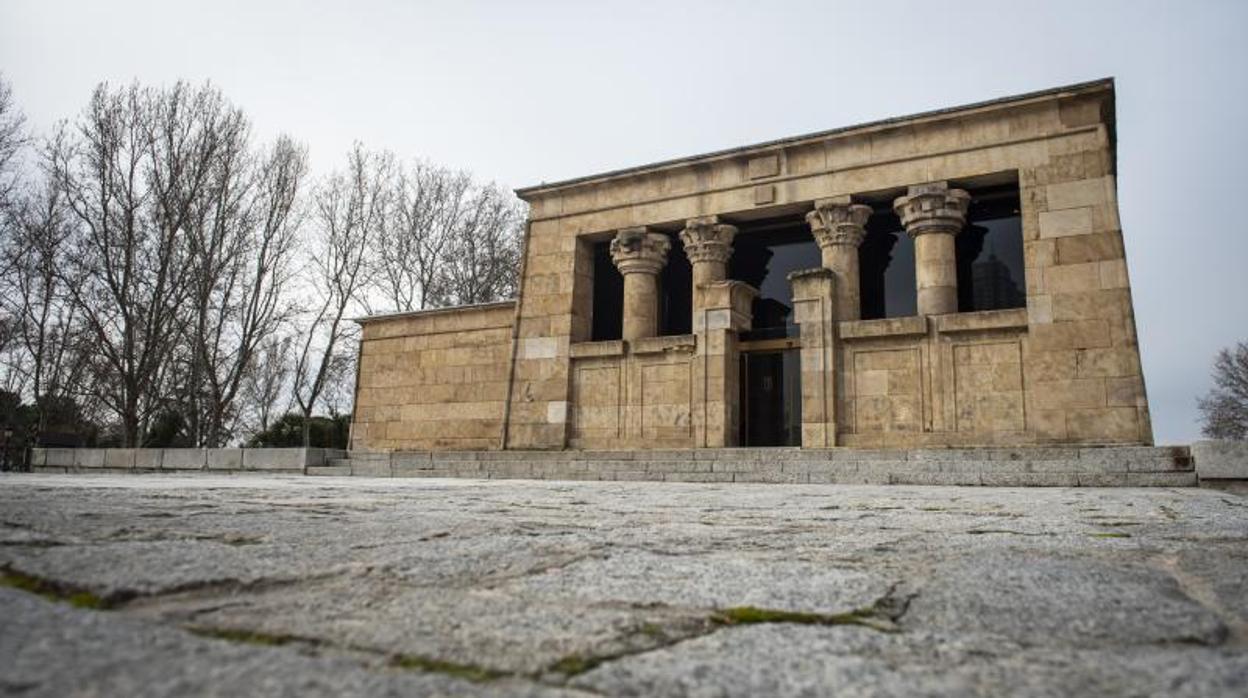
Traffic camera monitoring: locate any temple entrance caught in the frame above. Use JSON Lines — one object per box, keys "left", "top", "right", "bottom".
{"left": 739, "top": 343, "right": 802, "bottom": 447}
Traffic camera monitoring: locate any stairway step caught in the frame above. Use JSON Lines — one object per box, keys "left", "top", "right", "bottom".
{"left": 307, "top": 465, "right": 351, "bottom": 476}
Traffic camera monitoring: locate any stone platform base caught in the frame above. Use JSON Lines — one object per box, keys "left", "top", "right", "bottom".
{"left": 314, "top": 445, "right": 1196, "bottom": 487}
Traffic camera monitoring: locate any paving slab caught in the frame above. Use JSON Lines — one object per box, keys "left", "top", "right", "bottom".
{"left": 1, "top": 473, "right": 1246, "bottom": 696}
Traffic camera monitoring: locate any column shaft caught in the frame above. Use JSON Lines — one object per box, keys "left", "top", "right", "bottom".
{"left": 622, "top": 272, "right": 658, "bottom": 341}
{"left": 680, "top": 215, "right": 738, "bottom": 331}
{"left": 914, "top": 232, "right": 958, "bottom": 315}
{"left": 609, "top": 227, "right": 670, "bottom": 342}
{"left": 894, "top": 182, "right": 970, "bottom": 317}
{"left": 806, "top": 198, "right": 871, "bottom": 322}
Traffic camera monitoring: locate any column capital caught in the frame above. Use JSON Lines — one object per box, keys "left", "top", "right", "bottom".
{"left": 610, "top": 227, "right": 670, "bottom": 275}
{"left": 893, "top": 181, "right": 970, "bottom": 238}
{"left": 805, "top": 198, "right": 872, "bottom": 248}
{"left": 679, "top": 215, "right": 737, "bottom": 265}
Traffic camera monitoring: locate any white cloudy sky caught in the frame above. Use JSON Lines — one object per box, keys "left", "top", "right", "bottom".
{"left": 2, "top": 0, "right": 1245, "bottom": 443}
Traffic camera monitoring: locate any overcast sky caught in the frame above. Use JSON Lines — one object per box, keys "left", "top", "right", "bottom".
{"left": 2, "top": 0, "right": 1244, "bottom": 444}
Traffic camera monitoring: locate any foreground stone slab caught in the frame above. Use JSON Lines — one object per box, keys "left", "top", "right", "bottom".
{"left": 0, "top": 589, "right": 572, "bottom": 697}
{"left": 1, "top": 474, "right": 1245, "bottom": 696}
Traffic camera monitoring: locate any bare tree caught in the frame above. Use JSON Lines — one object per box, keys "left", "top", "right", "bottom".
{"left": 369, "top": 162, "right": 471, "bottom": 312}
{"left": 366, "top": 161, "right": 524, "bottom": 313}
{"left": 238, "top": 332, "right": 295, "bottom": 440}
{"left": 435, "top": 181, "right": 524, "bottom": 306}
{"left": 0, "top": 74, "right": 27, "bottom": 213}
{"left": 0, "top": 176, "right": 91, "bottom": 442}
{"left": 292, "top": 144, "right": 390, "bottom": 446}
{"left": 1199, "top": 341, "right": 1248, "bottom": 440}
{"left": 181, "top": 134, "right": 307, "bottom": 446}
{"left": 50, "top": 82, "right": 234, "bottom": 446}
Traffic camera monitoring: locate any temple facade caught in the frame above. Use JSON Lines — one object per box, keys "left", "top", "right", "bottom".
{"left": 350, "top": 79, "right": 1152, "bottom": 452}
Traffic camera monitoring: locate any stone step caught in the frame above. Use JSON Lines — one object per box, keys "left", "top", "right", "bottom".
{"left": 325, "top": 446, "right": 1195, "bottom": 487}
{"left": 306, "top": 465, "right": 351, "bottom": 477}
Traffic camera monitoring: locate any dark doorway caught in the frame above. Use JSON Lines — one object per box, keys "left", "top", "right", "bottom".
{"left": 739, "top": 349, "right": 802, "bottom": 447}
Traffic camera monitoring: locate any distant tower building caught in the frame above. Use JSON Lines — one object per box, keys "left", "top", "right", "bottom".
{"left": 971, "top": 250, "right": 1025, "bottom": 310}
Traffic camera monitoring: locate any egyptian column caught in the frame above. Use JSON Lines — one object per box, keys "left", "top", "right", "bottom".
{"left": 894, "top": 182, "right": 971, "bottom": 315}
{"left": 609, "top": 227, "right": 671, "bottom": 341}
{"left": 805, "top": 197, "right": 872, "bottom": 321}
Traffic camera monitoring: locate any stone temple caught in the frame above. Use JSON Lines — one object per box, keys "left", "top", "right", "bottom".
{"left": 350, "top": 79, "right": 1151, "bottom": 454}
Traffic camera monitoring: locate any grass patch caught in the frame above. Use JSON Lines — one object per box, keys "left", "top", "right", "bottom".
{"left": 711, "top": 605, "right": 893, "bottom": 631}
{"left": 187, "top": 626, "right": 298, "bottom": 647}
{"left": 1, "top": 570, "right": 108, "bottom": 609}
{"left": 391, "top": 654, "right": 505, "bottom": 682}
{"left": 549, "top": 654, "right": 599, "bottom": 676}
{"left": 638, "top": 622, "right": 667, "bottom": 638}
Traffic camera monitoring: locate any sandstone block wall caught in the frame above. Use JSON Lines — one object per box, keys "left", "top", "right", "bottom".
{"left": 352, "top": 302, "right": 515, "bottom": 451}
{"left": 506, "top": 79, "right": 1150, "bottom": 450}
{"left": 349, "top": 79, "right": 1151, "bottom": 452}
{"left": 568, "top": 336, "right": 699, "bottom": 449}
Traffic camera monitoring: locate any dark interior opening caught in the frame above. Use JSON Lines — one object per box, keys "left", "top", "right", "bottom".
{"left": 859, "top": 208, "right": 917, "bottom": 320}
{"left": 591, "top": 242, "right": 623, "bottom": 341}
{"left": 658, "top": 234, "right": 692, "bottom": 336}
{"left": 729, "top": 217, "right": 821, "bottom": 340}
{"left": 590, "top": 234, "right": 692, "bottom": 341}
{"left": 957, "top": 184, "right": 1026, "bottom": 312}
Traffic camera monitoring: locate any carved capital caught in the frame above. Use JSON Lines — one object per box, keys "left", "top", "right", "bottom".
{"left": 805, "top": 199, "right": 871, "bottom": 248}
{"left": 679, "top": 215, "right": 737, "bottom": 265}
{"left": 894, "top": 181, "right": 970, "bottom": 238}
{"left": 609, "top": 227, "right": 670, "bottom": 275}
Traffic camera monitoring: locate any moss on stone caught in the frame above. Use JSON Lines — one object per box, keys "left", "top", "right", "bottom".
{"left": 1, "top": 570, "right": 108, "bottom": 609}
{"left": 711, "top": 605, "right": 893, "bottom": 631}
{"left": 186, "top": 626, "right": 298, "bottom": 646}
{"left": 549, "top": 654, "right": 599, "bottom": 676}
{"left": 390, "top": 654, "right": 505, "bottom": 682}
{"left": 1089, "top": 531, "right": 1132, "bottom": 538}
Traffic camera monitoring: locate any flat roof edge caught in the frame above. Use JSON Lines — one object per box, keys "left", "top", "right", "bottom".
{"left": 515, "top": 78, "right": 1114, "bottom": 199}
{"left": 354, "top": 299, "right": 516, "bottom": 325}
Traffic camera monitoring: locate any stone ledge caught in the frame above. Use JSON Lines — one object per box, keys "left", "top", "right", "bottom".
{"left": 569, "top": 340, "right": 626, "bottom": 359}
{"left": 630, "top": 334, "right": 697, "bottom": 355}
{"left": 32, "top": 445, "right": 1196, "bottom": 487}
{"left": 932, "top": 308, "right": 1029, "bottom": 334}
{"left": 840, "top": 315, "right": 928, "bottom": 340}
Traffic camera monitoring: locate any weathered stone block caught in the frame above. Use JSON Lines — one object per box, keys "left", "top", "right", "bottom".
{"left": 205, "top": 449, "right": 243, "bottom": 470}
{"left": 133, "top": 450, "right": 163, "bottom": 469}
{"left": 162, "top": 449, "right": 207, "bottom": 470}
{"left": 104, "top": 449, "right": 136, "bottom": 469}
{"left": 1191, "top": 440, "right": 1248, "bottom": 480}
{"left": 73, "top": 449, "right": 106, "bottom": 469}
